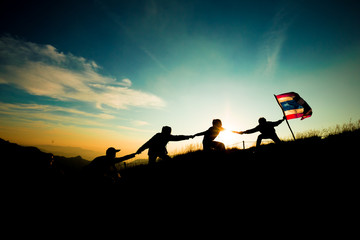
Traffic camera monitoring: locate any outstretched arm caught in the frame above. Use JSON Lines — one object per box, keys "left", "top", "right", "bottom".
{"left": 136, "top": 142, "right": 149, "bottom": 154}
{"left": 242, "top": 126, "right": 259, "bottom": 134}
{"left": 136, "top": 134, "right": 157, "bottom": 154}
{"left": 114, "top": 153, "right": 136, "bottom": 164}
{"left": 193, "top": 130, "right": 207, "bottom": 137}
{"left": 169, "top": 135, "right": 194, "bottom": 141}
{"left": 232, "top": 131, "right": 244, "bottom": 134}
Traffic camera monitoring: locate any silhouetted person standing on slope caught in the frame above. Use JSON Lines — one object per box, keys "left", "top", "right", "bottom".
{"left": 136, "top": 126, "right": 193, "bottom": 165}
{"left": 84, "top": 147, "right": 135, "bottom": 184}
{"left": 233, "top": 117, "right": 285, "bottom": 147}
{"left": 194, "top": 119, "right": 225, "bottom": 151}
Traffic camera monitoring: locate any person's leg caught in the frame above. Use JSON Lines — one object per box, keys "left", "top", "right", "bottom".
{"left": 271, "top": 134, "right": 281, "bottom": 144}
{"left": 148, "top": 154, "right": 157, "bottom": 165}
{"left": 159, "top": 153, "right": 171, "bottom": 161}
{"left": 203, "top": 142, "right": 211, "bottom": 152}
{"left": 214, "top": 141, "right": 225, "bottom": 151}
{"left": 256, "top": 134, "right": 264, "bottom": 147}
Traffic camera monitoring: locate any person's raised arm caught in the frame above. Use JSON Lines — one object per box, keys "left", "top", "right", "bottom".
{"left": 272, "top": 117, "right": 286, "bottom": 127}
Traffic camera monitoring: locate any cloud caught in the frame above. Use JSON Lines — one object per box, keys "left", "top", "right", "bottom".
{"left": 0, "top": 102, "right": 115, "bottom": 119}
{"left": 95, "top": 1, "right": 170, "bottom": 72}
{"left": 117, "top": 125, "right": 153, "bottom": 133}
{"left": 0, "top": 36, "right": 165, "bottom": 109}
{"left": 132, "top": 120, "right": 149, "bottom": 126}
{"left": 0, "top": 102, "right": 111, "bottom": 128}
{"left": 257, "top": 7, "right": 293, "bottom": 78}
{"left": 119, "top": 78, "right": 132, "bottom": 87}
{"left": 0, "top": 102, "right": 157, "bottom": 134}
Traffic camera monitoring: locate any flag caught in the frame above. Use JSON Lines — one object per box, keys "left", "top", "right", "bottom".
{"left": 275, "top": 92, "right": 312, "bottom": 120}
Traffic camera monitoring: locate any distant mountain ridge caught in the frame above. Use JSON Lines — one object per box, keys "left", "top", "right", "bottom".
{"left": 1, "top": 138, "right": 90, "bottom": 187}
{"left": 36, "top": 145, "right": 98, "bottom": 161}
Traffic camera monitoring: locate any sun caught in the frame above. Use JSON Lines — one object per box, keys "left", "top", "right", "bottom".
{"left": 216, "top": 128, "right": 242, "bottom": 148}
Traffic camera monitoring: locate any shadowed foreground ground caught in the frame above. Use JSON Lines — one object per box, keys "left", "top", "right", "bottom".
{"left": 120, "top": 134, "right": 357, "bottom": 193}
{"left": 1, "top": 130, "right": 358, "bottom": 230}
{"left": 1, "top": 129, "right": 358, "bottom": 197}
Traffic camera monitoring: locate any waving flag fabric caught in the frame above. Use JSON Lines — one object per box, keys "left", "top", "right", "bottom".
{"left": 275, "top": 92, "right": 312, "bottom": 120}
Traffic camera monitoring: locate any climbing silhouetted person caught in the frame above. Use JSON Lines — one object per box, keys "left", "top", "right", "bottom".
{"left": 136, "top": 126, "right": 193, "bottom": 165}
{"left": 233, "top": 116, "right": 285, "bottom": 147}
{"left": 193, "top": 119, "right": 225, "bottom": 151}
{"left": 84, "top": 147, "right": 135, "bottom": 184}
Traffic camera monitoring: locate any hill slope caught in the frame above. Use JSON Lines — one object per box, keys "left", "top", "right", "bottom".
{"left": 120, "top": 129, "right": 359, "bottom": 193}
{"left": 1, "top": 128, "right": 358, "bottom": 192}
{"left": 1, "top": 138, "right": 89, "bottom": 188}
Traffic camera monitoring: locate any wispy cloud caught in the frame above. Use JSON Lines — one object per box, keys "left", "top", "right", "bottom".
{"left": 95, "top": 0, "right": 170, "bottom": 72}
{"left": 118, "top": 78, "right": 132, "bottom": 87}
{"left": 257, "top": 7, "right": 293, "bottom": 78}
{"left": 0, "top": 102, "right": 115, "bottom": 120}
{"left": 0, "top": 102, "right": 110, "bottom": 128}
{"left": 117, "top": 125, "right": 153, "bottom": 133}
{"left": 0, "top": 36, "right": 165, "bottom": 109}
{"left": 132, "top": 120, "right": 149, "bottom": 126}
{"left": 0, "top": 102, "right": 154, "bottom": 134}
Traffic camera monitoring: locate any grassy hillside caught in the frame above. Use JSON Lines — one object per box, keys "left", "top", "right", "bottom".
{"left": 1, "top": 121, "right": 358, "bottom": 193}
{"left": 120, "top": 124, "right": 359, "bottom": 195}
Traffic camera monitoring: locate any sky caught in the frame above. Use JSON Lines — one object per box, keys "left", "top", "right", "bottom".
{"left": 1, "top": 0, "right": 360, "bottom": 160}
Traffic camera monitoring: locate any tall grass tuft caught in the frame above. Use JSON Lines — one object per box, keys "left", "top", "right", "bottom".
{"left": 295, "top": 119, "right": 360, "bottom": 139}
{"left": 172, "top": 143, "right": 202, "bottom": 156}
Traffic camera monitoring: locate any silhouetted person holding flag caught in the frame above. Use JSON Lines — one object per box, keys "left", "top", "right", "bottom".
{"left": 193, "top": 119, "right": 225, "bottom": 151}
{"left": 136, "top": 126, "right": 193, "bottom": 165}
{"left": 84, "top": 147, "right": 135, "bottom": 184}
{"left": 233, "top": 117, "right": 285, "bottom": 147}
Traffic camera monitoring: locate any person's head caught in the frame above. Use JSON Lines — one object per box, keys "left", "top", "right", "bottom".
{"left": 258, "top": 117, "right": 266, "bottom": 125}
{"left": 106, "top": 147, "right": 120, "bottom": 158}
{"left": 212, "top": 119, "right": 222, "bottom": 128}
{"left": 161, "top": 126, "right": 172, "bottom": 135}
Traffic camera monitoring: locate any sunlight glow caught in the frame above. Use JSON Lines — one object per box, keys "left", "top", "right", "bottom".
{"left": 215, "top": 129, "right": 242, "bottom": 148}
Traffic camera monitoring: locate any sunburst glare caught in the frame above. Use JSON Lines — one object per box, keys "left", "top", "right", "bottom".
{"left": 215, "top": 128, "right": 242, "bottom": 148}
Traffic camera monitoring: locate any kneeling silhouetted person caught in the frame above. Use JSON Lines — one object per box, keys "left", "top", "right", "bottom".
{"left": 194, "top": 119, "right": 225, "bottom": 151}
{"left": 84, "top": 147, "right": 135, "bottom": 184}
{"left": 234, "top": 117, "right": 285, "bottom": 147}
{"left": 136, "top": 126, "right": 193, "bottom": 165}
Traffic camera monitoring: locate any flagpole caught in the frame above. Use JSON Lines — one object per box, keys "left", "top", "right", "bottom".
{"left": 274, "top": 94, "right": 296, "bottom": 141}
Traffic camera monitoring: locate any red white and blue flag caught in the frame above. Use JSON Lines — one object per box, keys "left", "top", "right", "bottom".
{"left": 275, "top": 92, "right": 312, "bottom": 120}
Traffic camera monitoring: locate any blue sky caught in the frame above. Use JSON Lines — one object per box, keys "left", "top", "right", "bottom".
{"left": 1, "top": 0, "right": 360, "bottom": 158}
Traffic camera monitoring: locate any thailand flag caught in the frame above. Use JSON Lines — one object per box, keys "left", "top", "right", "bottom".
{"left": 275, "top": 92, "right": 312, "bottom": 120}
